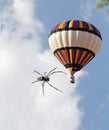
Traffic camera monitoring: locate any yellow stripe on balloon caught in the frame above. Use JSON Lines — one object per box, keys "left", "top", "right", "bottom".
{"left": 88, "top": 23, "right": 93, "bottom": 31}
{"left": 79, "top": 21, "right": 83, "bottom": 28}
{"left": 70, "top": 49, "right": 73, "bottom": 63}
{"left": 69, "top": 20, "right": 74, "bottom": 28}
{"left": 59, "top": 21, "right": 66, "bottom": 29}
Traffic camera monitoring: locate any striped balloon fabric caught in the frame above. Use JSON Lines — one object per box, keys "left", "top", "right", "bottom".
{"left": 48, "top": 20, "right": 102, "bottom": 78}
{"left": 50, "top": 20, "right": 101, "bottom": 39}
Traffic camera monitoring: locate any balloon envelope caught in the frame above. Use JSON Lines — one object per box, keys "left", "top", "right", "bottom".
{"left": 48, "top": 20, "right": 102, "bottom": 81}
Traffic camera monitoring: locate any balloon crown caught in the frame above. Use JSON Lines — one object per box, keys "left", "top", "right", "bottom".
{"left": 49, "top": 20, "right": 102, "bottom": 40}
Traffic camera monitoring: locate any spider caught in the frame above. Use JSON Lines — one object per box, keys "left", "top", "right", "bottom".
{"left": 31, "top": 67, "right": 66, "bottom": 96}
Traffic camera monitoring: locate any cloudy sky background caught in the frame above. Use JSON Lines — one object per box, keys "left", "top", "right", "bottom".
{"left": 0, "top": 0, "right": 109, "bottom": 130}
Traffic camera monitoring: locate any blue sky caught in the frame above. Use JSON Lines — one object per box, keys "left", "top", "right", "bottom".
{"left": 0, "top": 0, "right": 109, "bottom": 130}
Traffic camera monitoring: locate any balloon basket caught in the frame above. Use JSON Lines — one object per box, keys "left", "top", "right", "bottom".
{"left": 70, "top": 76, "right": 75, "bottom": 83}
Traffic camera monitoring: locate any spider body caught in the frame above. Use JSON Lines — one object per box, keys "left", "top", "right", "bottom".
{"left": 32, "top": 67, "right": 65, "bottom": 96}
{"left": 37, "top": 76, "right": 50, "bottom": 82}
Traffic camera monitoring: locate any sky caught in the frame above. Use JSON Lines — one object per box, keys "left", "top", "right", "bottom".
{"left": 0, "top": 0, "right": 109, "bottom": 130}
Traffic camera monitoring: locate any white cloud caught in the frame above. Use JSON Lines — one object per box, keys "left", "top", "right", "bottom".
{"left": 97, "top": 95, "right": 109, "bottom": 114}
{"left": 80, "top": 0, "right": 95, "bottom": 21}
{"left": 0, "top": 0, "right": 86, "bottom": 130}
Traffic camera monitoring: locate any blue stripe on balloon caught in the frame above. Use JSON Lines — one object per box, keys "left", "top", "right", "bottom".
{"left": 92, "top": 25, "right": 97, "bottom": 34}
{"left": 85, "top": 22, "right": 89, "bottom": 31}
{"left": 65, "top": 20, "right": 70, "bottom": 29}
{"left": 76, "top": 20, "right": 79, "bottom": 29}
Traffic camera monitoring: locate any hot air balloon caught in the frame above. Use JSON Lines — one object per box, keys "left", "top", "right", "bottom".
{"left": 48, "top": 20, "right": 102, "bottom": 83}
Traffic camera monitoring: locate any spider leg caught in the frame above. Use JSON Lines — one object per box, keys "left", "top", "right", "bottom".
{"left": 31, "top": 80, "right": 39, "bottom": 84}
{"left": 42, "top": 81, "right": 45, "bottom": 96}
{"left": 47, "top": 82, "right": 63, "bottom": 93}
{"left": 44, "top": 72, "right": 47, "bottom": 76}
{"left": 47, "top": 67, "right": 57, "bottom": 76}
{"left": 47, "top": 71, "right": 66, "bottom": 76}
{"left": 33, "top": 70, "right": 43, "bottom": 76}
